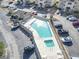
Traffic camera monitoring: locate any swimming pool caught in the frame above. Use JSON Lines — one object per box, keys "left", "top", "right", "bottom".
{"left": 31, "top": 20, "right": 52, "bottom": 37}
{"left": 44, "top": 40, "right": 54, "bottom": 47}
{"left": 31, "top": 20, "right": 54, "bottom": 47}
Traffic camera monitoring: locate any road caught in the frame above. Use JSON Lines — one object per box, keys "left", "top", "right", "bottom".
{"left": 11, "top": 29, "right": 37, "bottom": 59}
{"left": 0, "top": 16, "right": 20, "bottom": 59}
{"left": 0, "top": 32, "right": 9, "bottom": 59}
{"left": 0, "top": 8, "right": 37, "bottom": 59}
{"left": 53, "top": 15, "right": 79, "bottom": 57}
{"left": 0, "top": 5, "right": 59, "bottom": 59}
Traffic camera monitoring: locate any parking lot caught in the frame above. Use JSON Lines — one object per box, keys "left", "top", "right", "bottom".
{"left": 1, "top": 1, "right": 79, "bottom": 58}
{"left": 53, "top": 15, "right": 79, "bottom": 57}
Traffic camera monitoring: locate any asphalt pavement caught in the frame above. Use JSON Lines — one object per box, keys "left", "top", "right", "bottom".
{"left": 11, "top": 29, "right": 37, "bottom": 59}
{"left": 0, "top": 8, "right": 37, "bottom": 59}
{"left": 53, "top": 15, "right": 79, "bottom": 57}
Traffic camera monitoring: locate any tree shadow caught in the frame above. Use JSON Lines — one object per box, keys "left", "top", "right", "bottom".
{"left": 19, "top": 26, "right": 33, "bottom": 38}
{"left": 23, "top": 49, "right": 34, "bottom": 59}
{"left": 11, "top": 26, "right": 19, "bottom": 31}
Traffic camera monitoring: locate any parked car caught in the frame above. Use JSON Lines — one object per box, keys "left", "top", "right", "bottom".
{"left": 61, "top": 36, "right": 72, "bottom": 43}
{"left": 72, "top": 21, "right": 79, "bottom": 28}
{"left": 9, "top": 2, "right": 13, "bottom": 4}
{"left": 53, "top": 21, "right": 63, "bottom": 29}
{"left": 11, "top": 23, "right": 19, "bottom": 30}
{"left": 32, "top": 12, "right": 37, "bottom": 15}
{"left": 24, "top": 45, "right": 35, "bottom": 53}
{"left": 66, "top": 15, "right": 78, "bottom": 22}
{"left": 71, "top": 57, "right": 79, "bottom": 59}
{"left": 58, "top": 29, "right": 69, "bottom": 37}
{"left": 55, "top": 24, "right": 63, "bottom": 29}
{"left": 61, "top": 36, "right": 72, "bottom": 46}
{"left": 55, "top": 10, "right": 61, "bottom": 15}
{"left": 37, "top": 13, "right": 46, "bottom": 18}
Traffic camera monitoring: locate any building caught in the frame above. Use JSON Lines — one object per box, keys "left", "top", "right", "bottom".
{"left": 19, "top": 15, "right": 70, "bottom": 59}
{"left": 58, "top": 0, "right": 79, "bottom": 11}
{"left": 35, "top": 0, "right": 59, "bottom": 8}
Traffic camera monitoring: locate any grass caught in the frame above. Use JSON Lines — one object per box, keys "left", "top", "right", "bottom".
{"left": 0, "top": 42, "right": 5, "bottom": 57}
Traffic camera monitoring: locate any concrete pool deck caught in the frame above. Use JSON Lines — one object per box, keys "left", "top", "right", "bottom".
{"left": 23, "top": 17, "right": 64, "bottom": 59}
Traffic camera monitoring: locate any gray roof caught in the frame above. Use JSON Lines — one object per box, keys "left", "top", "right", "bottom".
{"left": 13, "top": 10, "right": 32, "bottom": 22}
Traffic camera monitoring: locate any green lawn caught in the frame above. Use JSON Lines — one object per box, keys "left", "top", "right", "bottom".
{"left": 0, "top": 42, "right": 5, "bottom": 57}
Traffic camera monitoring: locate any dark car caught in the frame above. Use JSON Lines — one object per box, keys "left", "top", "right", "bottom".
{"left": 9, "top": 2, "right": 13, "bottom": 4}
{"left": 11, "top": 23, "right": 19, "bottom": 31}
{"left": 72, "top": 21, "right": 79, "bottom": 28}
{"left": 24, "top": 45, "right": 35, "bottom": 53}
{"left": 58, "top": 29, "right": 69, "bottom": 37}
{"left": 55, "top": 24, "right": 63, "bottom": 29}
{"left": 53, "top": 21, "right": 63, "bottom": 29}
{"left": 61, "top": 36, "right": 73, "bottom": 46}
{"left": 32, "top": 12, "right": 37, "bottom": 15}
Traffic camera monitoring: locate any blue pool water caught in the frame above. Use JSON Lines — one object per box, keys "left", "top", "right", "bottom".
{"left": 31, "top": 20, "right": 54, "bottom": 47}
{"left": 31, "top": 20, "right": 52, "bottom": 37}
{"left": 44, "top": 40, "right": 54, "bottom": 47}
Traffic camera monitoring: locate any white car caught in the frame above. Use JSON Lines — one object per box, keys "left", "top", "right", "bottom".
{"left": 37, "top": 13, "right": 46, "bottom": 18}
{"left": 71, "top": 57, "right": 79, "bottom": 59}
{"left": 61, "top": 36, "right": 72, "bottom": 43}
{"left": 66, "top": 15, "right": 77, "bottom": 22}
{"left": 11, "top": 23, "right": 19, "bottom": 30}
